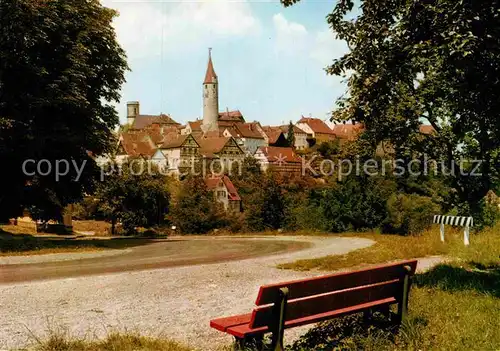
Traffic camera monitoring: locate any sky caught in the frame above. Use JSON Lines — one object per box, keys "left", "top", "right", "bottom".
{"left": 101, "top": 0, "right": 352, "bottom": 126}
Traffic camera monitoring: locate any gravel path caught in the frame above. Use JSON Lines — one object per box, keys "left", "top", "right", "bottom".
{"left": 0, "top": 236, "right": 372, "bottom": 350}
{"left": 0, "top": 236, "right": 446, "bottom": 351}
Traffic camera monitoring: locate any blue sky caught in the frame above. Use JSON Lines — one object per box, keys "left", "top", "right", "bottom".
{"left": 102, "top": 0, "right": 351, "bottom": 126}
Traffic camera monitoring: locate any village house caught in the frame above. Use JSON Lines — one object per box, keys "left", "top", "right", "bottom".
{"left": 116, "top": 132, "right": 156, "bottom": 164}
{"left": 261, "top": 126, "right": 288, "bottom": 147}
{"left": 254, "top": 146, "right": 303, "bottom": 174}
{"left": 222, "top": 122, "right": 266, "bottom": 155}
{"left": 331, "top": 122, "right": 365, "bottom": 144}
{"left": 197, "top": 136, "right": 246, "bottom": 174}
{"left": 279, "top": 124, "right": 308, "bottom": 150}
{"left": 205, "top": 175, "right": 242, "bottom": 213}
{"left": 159, "top": 134, "right": 200, "bottom": 176}
{"left": 296, "top": 116, "right": 336, "bottom": 144}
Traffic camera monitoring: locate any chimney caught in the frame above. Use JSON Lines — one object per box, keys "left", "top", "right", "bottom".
{"left": 127, "top": 101, "right": 140, "bottom": 126}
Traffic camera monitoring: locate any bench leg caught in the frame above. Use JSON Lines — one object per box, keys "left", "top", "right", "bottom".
{"left": 233, "top": 337, "right": 245, "bottom": 351}
{"left": 363, "top": 308, "right": 373, "bottom": 323}
{"left": 270, "top": 287, "right": 289, "bottom": 351}
{"left": 233, "top": 335, "right": 264, "bottom": 351}
{"left": 396, "top": 265, "right": 412, "bottom": 323}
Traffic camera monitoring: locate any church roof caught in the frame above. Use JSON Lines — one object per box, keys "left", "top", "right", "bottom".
{"left": 204, "top": 54, "right": 218, "bottom": 84}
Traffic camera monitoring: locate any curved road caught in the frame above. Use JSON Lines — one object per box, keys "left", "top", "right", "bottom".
{"left": 0, "top": 237, "right": 311, "bottom": 284}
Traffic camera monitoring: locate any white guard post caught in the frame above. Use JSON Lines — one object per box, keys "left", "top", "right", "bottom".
{"left": 433, "top": 215, "right": 473, "bottom": 246}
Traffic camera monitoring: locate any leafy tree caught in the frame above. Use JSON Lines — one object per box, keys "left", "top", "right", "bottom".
{"left": 96, "top": 161, "right": 170, "bottom": 235}
{"left": 0, "top": 0, "right": 128, "bottom": 221}
{"left": 169, "top": 175, "right": 226, "bottom": 234}
{"left": 246, "top": 174, "right": 286, "bottom": 230}
{"left": 282, "top": 0, "right": 500, "bottom": 216}
{"left": 286, "top": 121, "right": 296, "bottom": 148}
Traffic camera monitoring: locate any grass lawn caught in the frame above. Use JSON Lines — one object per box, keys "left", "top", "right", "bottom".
{"left": 29, "top": 332, "right": 193, "bottom": 351}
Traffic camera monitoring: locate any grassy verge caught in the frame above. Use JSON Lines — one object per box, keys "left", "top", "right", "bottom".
{"left": 280, "top": 224, "right": 500, "bottom": 351}
{"left": 27, "top": 332, "right": 193, "bottom": 351}
{"left": 278, "top": 225, "right": 499, "bottom": 271}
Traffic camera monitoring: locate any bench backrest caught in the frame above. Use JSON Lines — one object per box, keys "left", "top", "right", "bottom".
{"left": 250, "top": 259, "right": 418, "bottom": 329}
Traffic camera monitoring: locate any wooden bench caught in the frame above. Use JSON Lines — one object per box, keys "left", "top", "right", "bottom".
{"left": 210, "top": 259, "right": 418, "bottom": 351}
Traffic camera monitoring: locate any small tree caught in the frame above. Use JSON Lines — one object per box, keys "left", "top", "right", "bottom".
{"left": 96, "top": 160, "right": 170, "bottom": 235}
{"left": 246, "top": 174, "right": 286, "bottom": 230}
{"left": 286, "top": 121, "right": 296, "bottom": 148}
{"left": 169, "top": 175, "right": 226, "bottom": 234}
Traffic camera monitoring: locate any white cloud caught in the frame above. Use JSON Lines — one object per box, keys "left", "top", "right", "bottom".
{"left": 310, "top": 30, "right": 349, "bottom": 67}
{"left": 272, "top": 13, "right": 308, "bottom": 54}
{"left": 102, "top": 0, "right": 261, "bottom": 59}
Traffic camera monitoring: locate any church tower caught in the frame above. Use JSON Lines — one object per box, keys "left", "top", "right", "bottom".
{"left": 202, "top": 49, "right": 219, "bottom": 133}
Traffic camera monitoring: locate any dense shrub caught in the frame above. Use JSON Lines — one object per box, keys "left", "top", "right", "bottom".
{"left": 386, "top": 193, "right": 440, "bottom": 235}
{"left": 169, "top": 176, "right": 227, "bottom": 234}
{"left": 245, "top": 174, "right": 286, "bottom": 231}
{"left": 96, "top": 160, "right": 171, "bottom": 235}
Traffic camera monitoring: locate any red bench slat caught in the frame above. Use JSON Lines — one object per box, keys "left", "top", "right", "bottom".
{"left": 251, "top": 279, "right": 401, "bottom": 329}
{"left": 226, "top": 297, "right": 397, "bottom": 338}
{"left": 255, "top": 260, "right": 417, "bottom": 305}
{"left": 210, "top": 313, "right": 253, "bottom": 332}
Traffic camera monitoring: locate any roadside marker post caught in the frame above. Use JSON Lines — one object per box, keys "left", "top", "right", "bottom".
{"left": 433, "top": 215, "right": 473, "bottom": 246}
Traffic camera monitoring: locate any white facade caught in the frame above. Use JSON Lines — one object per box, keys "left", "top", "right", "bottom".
{"left": 151, "top": 149, "right": 168, "bottom": 171}
{"left": 253, "top": 149, "right": 270, "bottom": 172}
{"left": 161, "top": 148, "right": 181, "bottom": 174}
{"left": 296, "top": 122, "right": 314, "bottom": 138}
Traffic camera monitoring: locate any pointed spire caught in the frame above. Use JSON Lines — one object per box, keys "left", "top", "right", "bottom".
{"left": 204, "top": 48, "right": 217, "bottom": 84}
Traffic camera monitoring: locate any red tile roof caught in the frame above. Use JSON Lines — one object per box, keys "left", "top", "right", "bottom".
{"left": 419, "top": 125, "right": 436, "bottom": 135}
{"left": 257, "top": 146, "right": 302, "bottom": 164}
{"left": 331, "top": 123, "right": 365, "bottom": 140}
{"left": 196, "top": 136, "right": 232, "bottom": 158}
{"left": 187, "top": 120, "right": 203, "bottom": 132}
{"left": 119, "top": 132, "right": 156, "bottom": 157}
{"left": 205, "top": 175, "right": 241, "bottom": 201}
{"left": 219, "top": 110, "right": 245, "bottom": 122}
{"left": 279, "top": 124, "right": 307, "bottom": 135}
{"left": 160, "top": 134, "right": 190, "bottom": 149}
{"left": 298, "top": 117, "right": 335, "bottom": 135}
{"left": 261, "top": 126, "right": 285, "bottom": 144}
{"left": 204, "top": 55, "right": 218, "bottom": 84}
{"left": 225, "top": 122, "right": 264, "bottom": 139}
{"left": 132, "top": 114, "right": 179, "bottom": 130}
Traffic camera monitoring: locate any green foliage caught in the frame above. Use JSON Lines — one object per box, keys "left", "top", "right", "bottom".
{"left": 317, "top": 140, "right": 341, "bottom": 159}
{"left": 72, "top": 198, "right": 104, "bottom": 221}
{"left": 386, "top": 193, "right": 440, "bottom": 235}
{"left": 472, "top": 198, "right": 500, "bottom": 230}
{"left": 245, "top": 174, "right": 287, "bottom": 231}
{"left": 169, "top": 176, "right": 227, "bottom": 234}
{"left": 96, "top": 161, "right": 170, "bottom": 235}
{"left": 318, "top": 0, "right": 500, "bottom": 212}
{"left": 0, "top": 0, "right": 128, "bottom": 221}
